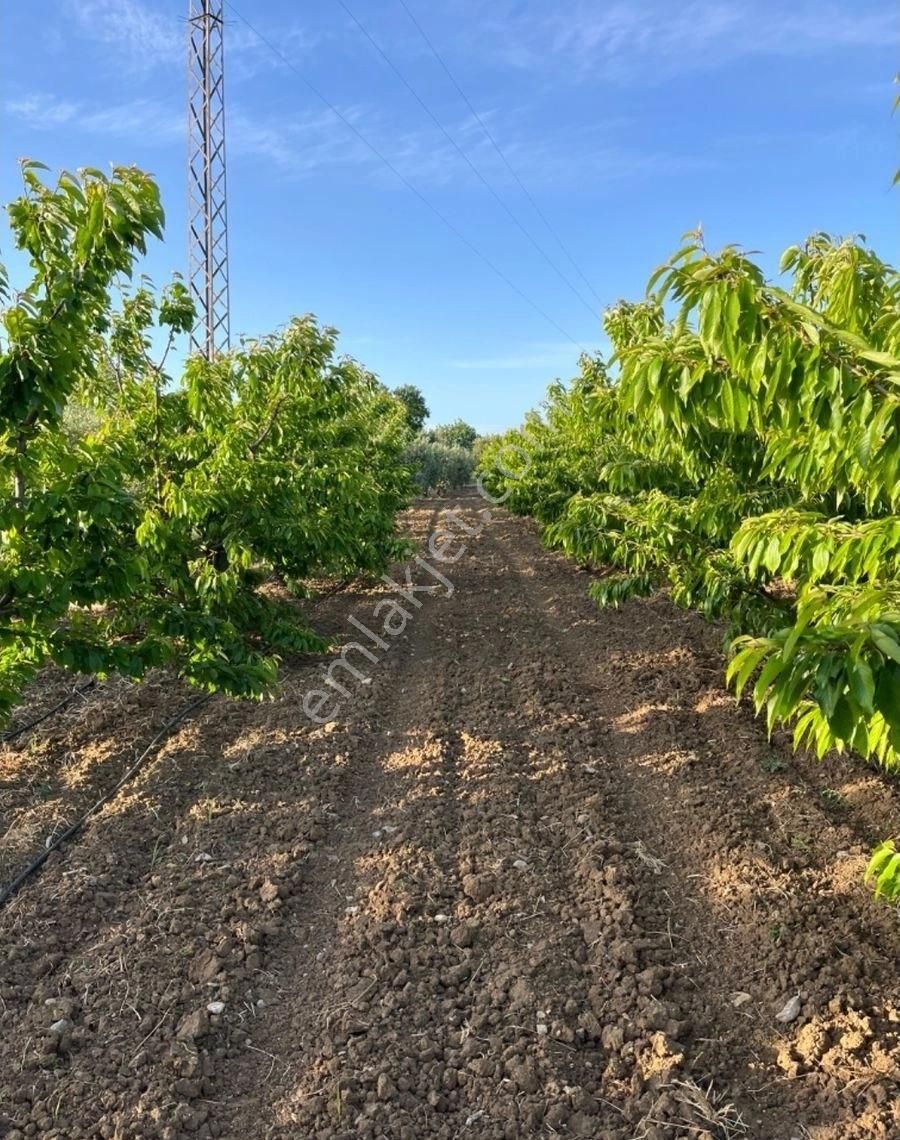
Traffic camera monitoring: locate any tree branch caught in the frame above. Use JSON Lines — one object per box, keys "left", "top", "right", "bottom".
{"left": 247, "top": 396, "right": 285, "bottom": 457}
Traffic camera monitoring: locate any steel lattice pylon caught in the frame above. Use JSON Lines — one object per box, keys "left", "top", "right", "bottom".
{"left": 188, "top": 0, "right": 230, "bottom": 360}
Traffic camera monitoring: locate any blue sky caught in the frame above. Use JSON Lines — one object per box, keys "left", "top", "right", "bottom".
{"left": 1, "top": 1, "right": 898, "bottom": 432}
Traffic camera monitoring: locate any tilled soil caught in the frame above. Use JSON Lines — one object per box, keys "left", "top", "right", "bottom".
{"left": 1, "top": 496, "right": 899, "bottom": 1140}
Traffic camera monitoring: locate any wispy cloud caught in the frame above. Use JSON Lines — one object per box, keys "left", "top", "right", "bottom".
{"left": 63, "top": 0, "right": 321, "bottom": 78}
{"left": 58, "top": 0, "right": 899, "bottom": 88}
{"left": 227, "top": 104, "right": 377, "bottom": 177}
{"left": 225, "top": 21, "right": 327, "bottom": 83}
{"left": 5, "top": 92, "right": 181, "bottom": 141}
{"left": 6, "top": 82, "right": 709, "bottom": 194}
{"left": 457, "top": 0, "right": 900, "bottom": 80}
{"left": 225, "top": 103, "right": 712, "bottom": 189}
{"left": 5, "top": 93, "right": 81, "bottom": 130}
{"left": 64, "top": 0, "right": 181, "bottom": 70}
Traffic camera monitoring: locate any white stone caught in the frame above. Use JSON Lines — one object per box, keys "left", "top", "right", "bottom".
{"left": 775, "top": 994, "right": 802, "bottom": 1023}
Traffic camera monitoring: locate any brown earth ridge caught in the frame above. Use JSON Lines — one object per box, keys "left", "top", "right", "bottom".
{"left": 1, "top": 495, "right": 898, "bottom": 1139}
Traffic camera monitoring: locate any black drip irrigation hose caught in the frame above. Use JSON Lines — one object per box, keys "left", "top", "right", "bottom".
{"left": 0, "top": 693, "right": 211, "bottom": 910}
{"left": 1, "top": 679, "right": 98, "bottom": 744}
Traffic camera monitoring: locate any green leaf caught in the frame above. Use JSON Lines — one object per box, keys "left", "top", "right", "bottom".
{"left": 754, "top": 653, "right": 789, "bottom": 706}
{"left": 727, "top": 641, "right": 771, "bottom": 694}
{"left": 874, "top": 662, "right": 900, "bottom": 729}
{"left": 849, "top": 659, "right": 875, "bottom": 714}
{"left": 828, "top": 694, "right": 855, "bottom": 744}
{"left": 810, "top": 543, "right": 830, "bottom": 579}
{"left": 871, "top": 626, "right": 900, "bottom": 664}
{"left": 762, "top": 536, "right": 782, "bottom": 575}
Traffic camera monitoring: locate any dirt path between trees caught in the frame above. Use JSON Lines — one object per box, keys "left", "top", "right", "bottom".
{"left": 1, "top": 496, "right": 899, "bottom": 1140}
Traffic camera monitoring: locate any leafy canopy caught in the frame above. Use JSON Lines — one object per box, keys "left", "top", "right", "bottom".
{"left": 0, "top": 162, "right": 412, "bottom": 717}
{"left": 431, "top": 419, "right": 477, "bottom": 451}
{"left": 393, "top": 383, "right": 429, "bottom": 435}
{"left": 479, "top": 229, "right": 900, "bottom": 899}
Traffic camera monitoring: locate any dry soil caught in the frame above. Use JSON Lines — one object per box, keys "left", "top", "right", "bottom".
{"left": 1, "top": 496, "right": 899, "bottom": 1140}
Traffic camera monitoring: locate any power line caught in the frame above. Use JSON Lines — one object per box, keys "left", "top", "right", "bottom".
{"left": 223, "top": 1, "right": 586, "bottom": 351}
{"left": 395, "top": 0, "right": 604, "bottom": 308}
{"left": 335, "top": 0, "right": 599, "bottom": 321}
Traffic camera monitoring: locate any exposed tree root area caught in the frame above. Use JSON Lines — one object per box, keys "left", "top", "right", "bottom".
{"left": 1, "top": 497, "right": 898, "bottom": 1140}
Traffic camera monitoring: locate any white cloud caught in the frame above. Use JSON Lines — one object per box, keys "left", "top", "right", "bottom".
{"left": 65, "top": 0, "right": 181, "bottom": 69}
{"left": 5, "top": 93, "right": 81, "bottom": 129}
{"left": 225, "top": 22, "right": 326, "bottom": 82}
{"left": 227, "top": 104, "right": 373, "bottom": 175}
{"left": 62, "top": 0, "right": 320, "bottom": 78}
{"left": 81, "top": 99, "right": 182, "bottom": 139}
{"left": 5, "top": 92, "right": 181, "bottom": 141}
{"left": 455, "top": 0, "right": 900, "bottom": 80}
{"left": 225, "top": 102, "right": 712, "bottom": 189}
{"left": 57, "top": 0, "right": 899, "bottom": 88}
{"left": 7, "top": 83, "right": 710, "bottom": 193}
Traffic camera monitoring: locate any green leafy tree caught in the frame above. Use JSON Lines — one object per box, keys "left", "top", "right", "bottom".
{"left": 0, "top": 162, "right": 412, "bottom": 717}
{"left": 393, "top": 384, "right": 429, "bottom": 435}
{"left": 431, "top": 419, "right": 477, "bottom": 451}
{"left": 403, "top": 439, "right": 474, "bottom": 492}
{"left": 479, "top": 231, "right": 900, "bottom": 898}
{"left": 1, "top": 161, "right": 166, "bottom": 710}
{"left": 472, "top": 434, "right": 504, "bottom": 463}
